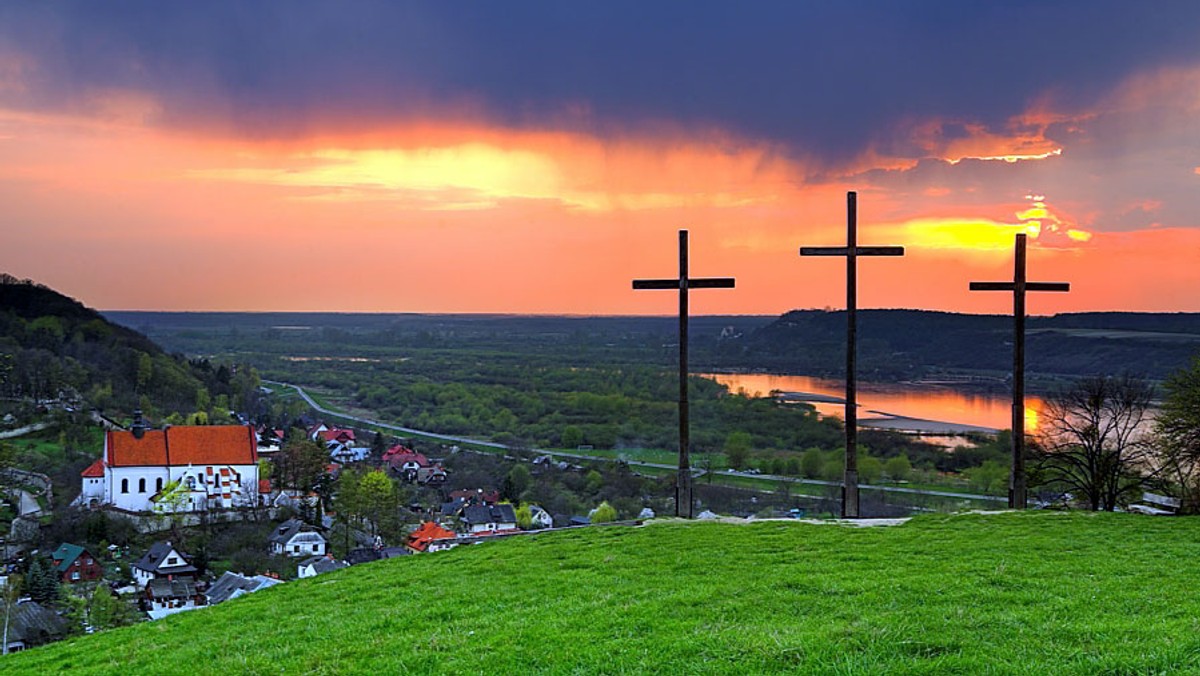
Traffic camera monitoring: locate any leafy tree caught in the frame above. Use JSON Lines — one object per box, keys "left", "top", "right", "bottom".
{"left": 723, "top": 431, "right": 752, "bottom": 470}
{"left": 514, "top": 502, "right": 533, "bottom": 530}
{"left": 276, "top": 436, "right": 329, "bottom": 492}
{"left": 884, "top": 454, "right": 912, "bottom": 482}
{"left": 591, "top": 500, "right": 617, "bottom": 523}
{"left": 356, "top": 470, "right": 397, "bottom": 539}
{"left": 1035, "top": 374, "right": 1157, "bottom": 511}
{"left": 584, "top": 469, "right": 604, "bottom": 493}
{"left": 966, "top": 460, "right": 1007, "bottom": 494}
{"left": 1155, "top": 357, "right": 1200, "bottom": 512}
{"left": 561, "top": 425, "right": 584, "bottom": 449}
{"left": 507, "top": 464, "right": 532, "bottom": 497}
{"left": 800, "top": 448, "right": 823, "bottom": 478}
{"left": 858, "top": 455, "right": 882, "bottom": 484}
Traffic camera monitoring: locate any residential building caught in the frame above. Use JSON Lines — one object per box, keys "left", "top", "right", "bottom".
{"left": 205, "top": 571, "right": 282, "bottom": 605}
{"left": 268, "top": 518, "right": 327, "bottom": 557}
{"left": 297, "top": 555, "right": 348, "bottom": 578}
{"left": 144, "top": 578, "right": 205, "bottom": 620}
{"left": 461, "top": 503, "right": 519, "bottom": 536}
{"left": 131, "top": 541, "right": 197, "bottom": 589}
{"left": 50, "top": 542, "right": 103, "bottom": 583}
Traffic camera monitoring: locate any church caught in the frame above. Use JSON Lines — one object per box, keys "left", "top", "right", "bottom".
{"left": 79, "top": 417, "right": 260, "bottom": 513}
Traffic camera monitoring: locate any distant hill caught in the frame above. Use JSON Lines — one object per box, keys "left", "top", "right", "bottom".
{"left": 0, "top": 274, "right": 221, "bottom": 416}
{"left": 8, "top": 513, "right": 1200, "bottom": 673}
{"left": 729, "top": 309, "right": 1200, "bottom": 381}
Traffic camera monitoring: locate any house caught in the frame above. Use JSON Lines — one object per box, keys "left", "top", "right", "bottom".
{"left": 297, "top": 555, "right": 348, "bottom": 578}
{"left": 268, "top": 518, "right": 327, "bottom": 557}
{"left": 528, "top": 505, "right": 554, "bottom": 530}
{"left": 256, "top": 426, "right": 284, "bottom": 454}
{"left": 131, "top": 541, "right": 197, "bottom": 589}
{"left": 328, "top": 441, "right": 370, "bottom": 463}
{"left": 461, "top": 503, "right": 519, "bottom": 536}
{"left": 51, "top": 542, "right": 103, "bottom": 583}
{"left": 206, "top": 571, "right": 282, "bottom": 605}
{"left": 440, "top": 497, "right": 468, "bottom": 520}
{"left": 406, "top": 521, "right": 459, "bottom": 553}
{"left": 144, "top": 577, "right": 206, "bottom": 620}
{"left": 0, "top": 599, "right": 67, "bottom": 652}
{"left": 77, "top": 419, "right": 260, "bottom": 513}
{"left": 311, "top": 425, "right": 356, "bottom": 446}
{"left": 384, "top": 445, "right": 448, "bottom": 484}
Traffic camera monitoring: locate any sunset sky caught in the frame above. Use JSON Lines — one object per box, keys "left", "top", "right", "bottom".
{"left": 2, "top": 2, "right": 1200, "bottom": 315}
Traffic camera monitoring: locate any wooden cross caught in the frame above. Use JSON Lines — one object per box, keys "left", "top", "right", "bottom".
{"left": 970, "top": 233, "right": 1069, "bottom": 509}
{"left": 633, "top": 230, "right": 735, "bottom": 519}
{"left": 800, "top": 191, "right": 904, "bottom": 518}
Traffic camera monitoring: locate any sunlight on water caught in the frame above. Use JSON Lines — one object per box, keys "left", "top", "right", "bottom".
{"left": 701, "top": 372, "right": 1045, "bottom": 433}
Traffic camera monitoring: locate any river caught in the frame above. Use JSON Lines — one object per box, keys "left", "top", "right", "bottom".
{"left": 700, "top": 372, "right": 1045, "bottom": 436}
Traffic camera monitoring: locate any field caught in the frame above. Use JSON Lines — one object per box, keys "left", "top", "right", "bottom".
{"left": 9, "top": 511, "right": 1200, "bottom": 674}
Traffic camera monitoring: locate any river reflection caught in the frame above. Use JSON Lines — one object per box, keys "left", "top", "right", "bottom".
{"left": 700, "top": 372, "right": 1044, "bottom": 433}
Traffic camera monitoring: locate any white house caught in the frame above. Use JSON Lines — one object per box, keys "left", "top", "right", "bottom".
{"left": 132, "top": 541, "right": 197, "bottom": 589}
{"left": 461, "top": 504, "right": 519, "bottom": 536}
{"left": 297, "top": 555, "right": 348, "bottom": 578}
{"left": 78, "top": 422, "right": 260, "bottom": 513}
{"left": 269, "top": 518, "right": 328, "bottom": 557}
{"left": 528, "top": 505, "right": 554, "bottom": 530}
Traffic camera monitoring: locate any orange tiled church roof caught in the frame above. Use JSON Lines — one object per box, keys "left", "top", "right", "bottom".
{"left": 106, "top": 425, "right": 258, "bottom": 467}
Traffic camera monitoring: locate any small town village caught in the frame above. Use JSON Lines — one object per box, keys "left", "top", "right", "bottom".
{"left": 2, "top": 412, "right": 645, "bottom": 652}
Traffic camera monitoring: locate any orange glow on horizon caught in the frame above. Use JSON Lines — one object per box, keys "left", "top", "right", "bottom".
{"left": 2, "top": 65, "right": 1200, "bottom": 315}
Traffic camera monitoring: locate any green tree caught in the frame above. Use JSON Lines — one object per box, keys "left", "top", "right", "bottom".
{"left": 277, "top": 437, "right": 329, "bottom": 492}
{"left": 356, "top": 470, "right": 397, "bottom": 539}
{"left": 514, "top": 502, "right": 533, "bottom": 530}
{"left": 723, "top": 431, "right": 752, "bottom": 471}
{"left": 967, "top": 460, "right": 1007, "bottom": 495}
{"left": 584, "top": 469, "right": 604, "bottom": 493}
{"left": 135, "top": 352, "right": 153, "bottom": 392}
{"left": 800, "top": 448, "right": 823, "bottom": 478}
{"left": 884, "top": 454, "right": 912, "bottom": 482}
{"left": 561, "top": 425, "right": 584, "bottom": 449}
{"left": 1155, "top": 357, "right": 1200, "bottom": 512}
{"left": 858, "top": 455, "right": 883, "bottom": 484}
{"left": 591, "top": 500, "right": 617, "bottom": 523}
{"left": 507, "top": 464, "right": 532, "bottom": 497}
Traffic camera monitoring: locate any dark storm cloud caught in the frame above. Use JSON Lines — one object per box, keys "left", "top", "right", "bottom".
{"left": 3, "top": 1, "right": 1199, "bottom": 163}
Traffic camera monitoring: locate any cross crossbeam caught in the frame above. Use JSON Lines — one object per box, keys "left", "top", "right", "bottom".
{"left": 632, "top": 230, "right": 734, "bottom": 519}
{"left": 800, "top": 191, "right": 905, "bottom": 519}
{"left": 969, "top": 233, "right": 1070, "bottom": 509}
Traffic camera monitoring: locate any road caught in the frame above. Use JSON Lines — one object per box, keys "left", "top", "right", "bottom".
{"left": 267, "top": 380, "right": 1006, "bottom": 504}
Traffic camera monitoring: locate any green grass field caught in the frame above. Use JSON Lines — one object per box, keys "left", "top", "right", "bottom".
{"left": 9, "top": 512, "right": 1200, "bottom": 674}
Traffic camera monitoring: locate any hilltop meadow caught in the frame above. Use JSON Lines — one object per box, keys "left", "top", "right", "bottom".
{"left": 9, "top": 512, "right": 1200, "bottom": 674}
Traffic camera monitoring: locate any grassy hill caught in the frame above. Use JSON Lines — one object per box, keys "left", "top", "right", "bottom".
{"left": 9, "top": 512, "right": 1200, "bottom": 674}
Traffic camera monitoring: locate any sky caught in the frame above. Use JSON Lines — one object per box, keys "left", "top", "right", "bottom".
{"left": 1, "top": 1, "right": 1200, "bottom": 315}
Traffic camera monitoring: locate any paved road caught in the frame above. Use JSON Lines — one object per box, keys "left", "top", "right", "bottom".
{"left": 0, "top": 421, "right": 52, "bottom": 439}
{"left": 267, "top": 380, "right": 1005, "bottom": 504}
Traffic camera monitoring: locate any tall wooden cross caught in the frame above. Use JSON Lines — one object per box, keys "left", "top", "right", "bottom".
{"left": 970, "top": 233, "right": 1069, "bottom": 509}
{"left": 800, "top": 191, "right": 904, "bottom": 518}
{"left": 633, "top": 230, "right": 735, "bottom": 518}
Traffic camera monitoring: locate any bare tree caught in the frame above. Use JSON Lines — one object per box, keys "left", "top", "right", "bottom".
{"left": 1034, "top": 374, "right": 1157, "bottom": 511}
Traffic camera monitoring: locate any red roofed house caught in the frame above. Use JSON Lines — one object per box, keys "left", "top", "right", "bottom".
{"left": 78, "top": 418, "right": 260, "bottom": 513}
{"left": 405, "top": 521, "right": 459, "bottom": 553}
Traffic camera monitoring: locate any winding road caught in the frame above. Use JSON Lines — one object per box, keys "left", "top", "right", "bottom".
{"left": 266, "top": 380, "right": 1006, "bottom": 504}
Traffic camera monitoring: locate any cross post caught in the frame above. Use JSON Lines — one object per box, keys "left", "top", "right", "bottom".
{"left": 800, "top": 191, "right": 904, "bottom": 518}
{"left": 970, "top": 233, "right": 1069, "bottom": 509}
{"left": 633, "top": 230, "right": 735, "bottom": 518}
